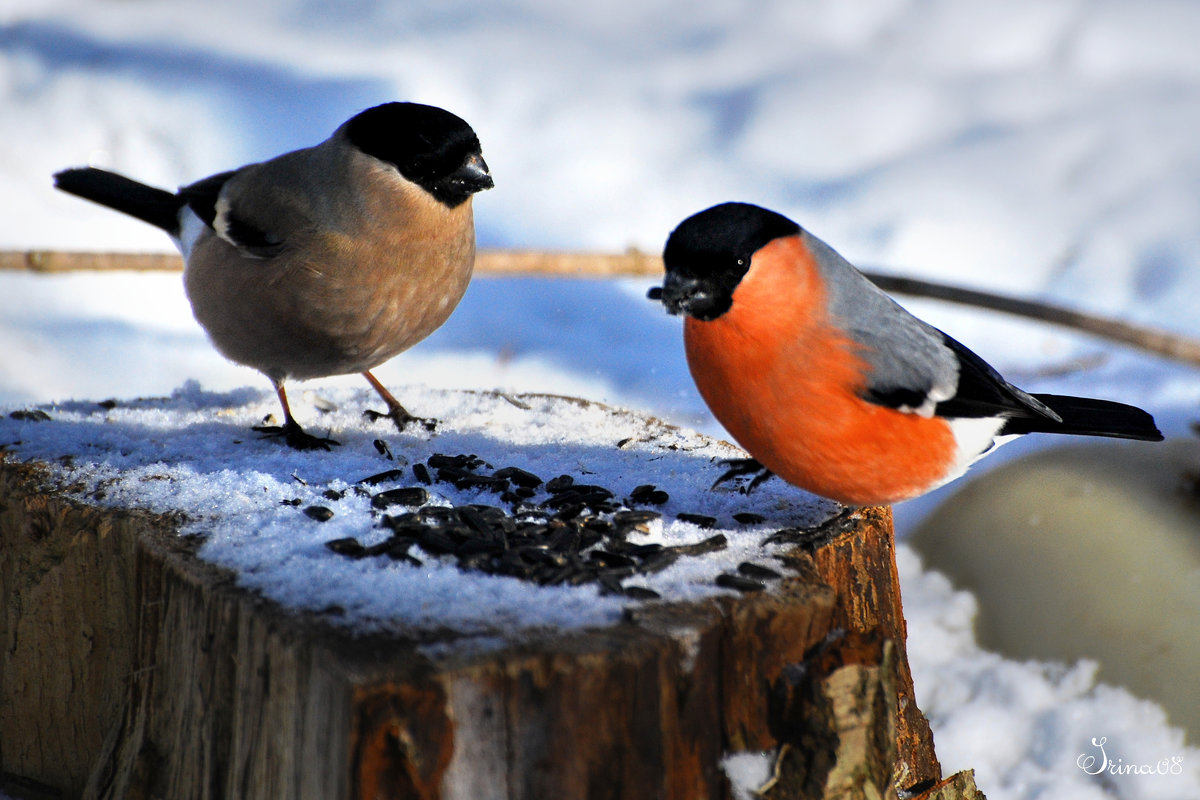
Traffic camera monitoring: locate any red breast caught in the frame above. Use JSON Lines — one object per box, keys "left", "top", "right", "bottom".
{"left": 682, "top": 235, "right": 958, "bottom": 506}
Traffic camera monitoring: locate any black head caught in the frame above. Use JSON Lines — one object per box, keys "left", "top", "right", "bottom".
{"left": 342, "top": 102, "right": 493, "bottom": 208}
{"left": 652, "top": 202, "right": 801, "bottom": 321}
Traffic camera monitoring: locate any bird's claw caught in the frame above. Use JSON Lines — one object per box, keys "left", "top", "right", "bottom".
{"left": 252, "top": 420, "right": 340, "bottom": 451}
{"left": 762, "top": 506, "right": 859, "bottom": 549}
{"left": 364, "top": 407, "right": 438, "bottom": 433}
{"left": 712, "top": 457, "right": 774, "bottom": 493}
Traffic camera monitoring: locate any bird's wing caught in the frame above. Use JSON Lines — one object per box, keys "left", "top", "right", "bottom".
{"left": 929, "top": 333, "right": 1060, "bottom": 421}
{"left": 176, "top": 170, "right": 235, "bottom": 229}
{"left": 853, "top": 319, "right": 1060, "bottom": 423}
{"left": 849, "top": 319, "right": 954, "bottom": 415}
{"left": 803, "top": 229, "right": 1060, "bottom": 424}
{"left": 926, "top": 331, "right": 1060, "bottom": 422}
{"left": 178, "top": 168, "right": 287, "bottom": 259}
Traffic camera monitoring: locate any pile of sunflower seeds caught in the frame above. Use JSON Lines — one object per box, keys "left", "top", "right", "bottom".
{"left": 318, "top": 453, "right": 788, "bottom": 598}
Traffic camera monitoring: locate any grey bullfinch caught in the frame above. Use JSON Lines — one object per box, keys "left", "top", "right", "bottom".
{"left": 54, "top": 101, "right": 493, "bottom": 450}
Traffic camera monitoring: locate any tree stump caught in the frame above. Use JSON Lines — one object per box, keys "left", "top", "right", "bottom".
{"left": 1, "top": 389, "right": 963, "bottom": 799}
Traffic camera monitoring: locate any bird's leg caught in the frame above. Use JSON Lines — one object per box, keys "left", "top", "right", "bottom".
{"left": 252, "top": 381, "right": 339, "bottom": 451}
{"left": 712, "top": 457, "right": 775, "bottom": 493}
{"left": 362, "top": 371, "right": 437, "bottom": 432}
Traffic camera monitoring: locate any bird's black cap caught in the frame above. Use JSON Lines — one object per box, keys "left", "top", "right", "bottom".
{"left": 343, "top": 102, "right": 493, "bottom": 208}
{"left": 657, "top": 202, "right": 800, "bottom": 320}
{"left": 664, "top": 202, "right": 800, "bottom": 276}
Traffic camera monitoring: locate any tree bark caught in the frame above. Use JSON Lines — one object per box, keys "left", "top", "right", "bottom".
{"left": 803, "top": 506, "right": 943, "bottom": 792}
{"left": 1, "top": 457, "right": 952, "bottom": 800}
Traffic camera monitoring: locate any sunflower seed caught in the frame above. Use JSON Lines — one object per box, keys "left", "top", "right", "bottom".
{"left": 304, "top": 505, "right": 334, "bottom": 521}
{"left": 358, "top": 468, "right": 407, "bottom": 486}
{"left": 325, "top": 537, "right": 364, "bottom": 556}
{"left": 716, "top": 573, "right": 765, "bottom": 592}
{"left": 493, "top": 466, "right": 543, "bottom": 488}
{"left": 670, "top": 534, "right": 728, "bottom": 556}
{"left": 737, "top": 562, "right": 782, "bottom": 580}
{"left": 371, "top": 487, "right": 430, "bottom": 509}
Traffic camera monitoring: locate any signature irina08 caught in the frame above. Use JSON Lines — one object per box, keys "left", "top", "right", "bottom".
{"left": 1077, "top": 737, "right": 1184, "bottom": 777}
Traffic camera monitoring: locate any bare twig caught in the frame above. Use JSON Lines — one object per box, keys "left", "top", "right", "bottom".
{"left": 3, "top": 248, "right": 1198, "bottom": 366}
{"left": 476, "top": 249, "right": 662, "bottom": 277}
{"left": 862, "top": 272, "right": 1200, "bottom": 366}
{"left": 0, "top": 249, "right": 664, "bottom": 277}
{"left": 0, "top": 250, "right": 182, "bottom": 273}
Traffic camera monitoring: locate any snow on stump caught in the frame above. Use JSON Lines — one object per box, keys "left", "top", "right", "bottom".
{"left": 1, "top": 385, "right": 953, "bottom": 800}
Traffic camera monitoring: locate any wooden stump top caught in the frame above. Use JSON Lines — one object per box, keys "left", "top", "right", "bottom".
{"left": 1, "top": 387, "right": 954, "bottom": 799}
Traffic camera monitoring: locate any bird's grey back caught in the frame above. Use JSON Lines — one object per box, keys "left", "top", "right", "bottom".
{"left": 801, "top": 229, "right": 961, "bottom": 409}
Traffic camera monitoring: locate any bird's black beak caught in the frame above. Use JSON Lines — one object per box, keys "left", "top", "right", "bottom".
{"left": 452, "top": 152, "right": 494, "bottom": 193}
{"left": 656, "top": 272, "right": 729, "bottom": 321}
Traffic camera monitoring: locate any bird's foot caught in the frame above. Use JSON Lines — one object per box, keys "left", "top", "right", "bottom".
{"left": 364, "top": 406, "right": 438, "bottom": 433}
{"left": 763, "top": 506, "right": 860, "bottom": 549}
{"left": 712, "top": 457, "right": 774, "bottom": 493}
{"left": 802, "top": 505, "right": 860, "bottom": 546}
{"left": 252, "top": 418, "right": 340, "bottom": 451}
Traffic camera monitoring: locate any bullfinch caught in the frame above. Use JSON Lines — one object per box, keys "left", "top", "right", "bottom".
{"left": 652, "top": 202, "right": 1163, "bottom": 507}
{"left": 54, "top": 101, "right": 493, "bottom": 450}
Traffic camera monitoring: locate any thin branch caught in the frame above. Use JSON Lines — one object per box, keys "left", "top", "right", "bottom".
{"left": 2, "top": 249, "right": 1197, "bottom": 366}
{"left": 0, "top": 250, "right": 183, "bottom": 272}
{"left": 861, "top": 272, "right": 1200, "bottom": 366}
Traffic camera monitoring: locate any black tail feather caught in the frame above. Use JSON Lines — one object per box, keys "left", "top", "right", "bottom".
{"left": 1002, "top": 393, "right": 1164, "bottom": 441}
{"left": 53, "top": 167, "right": 182, "bottom": 235}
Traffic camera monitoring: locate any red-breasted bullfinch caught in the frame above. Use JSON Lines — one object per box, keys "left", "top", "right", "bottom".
{"left": 54, "top": 102, "right": 493, "bottom": 450}
{"left": 651, "top": 202, "right": 1163, "bottom": 506}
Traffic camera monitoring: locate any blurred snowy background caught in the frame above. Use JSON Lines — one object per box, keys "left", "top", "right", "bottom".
{"left": 3, "top": 1, "right": 1200, "bottom": 798}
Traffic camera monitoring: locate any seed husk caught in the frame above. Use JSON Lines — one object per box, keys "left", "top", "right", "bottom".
{"left": 737, "top": 561, "right": 782, "bottom": 580}
{"left": 371, "top": 487, "right": 430, "bottom": 509}
{"left": 716, "top": 573, "right": 765, "bottom": 592}
{"left": 305, "top": 505, "right": 335, "bottom": 522}
{"left": 677, "top": 512, "right": 718, "bottom": 529}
